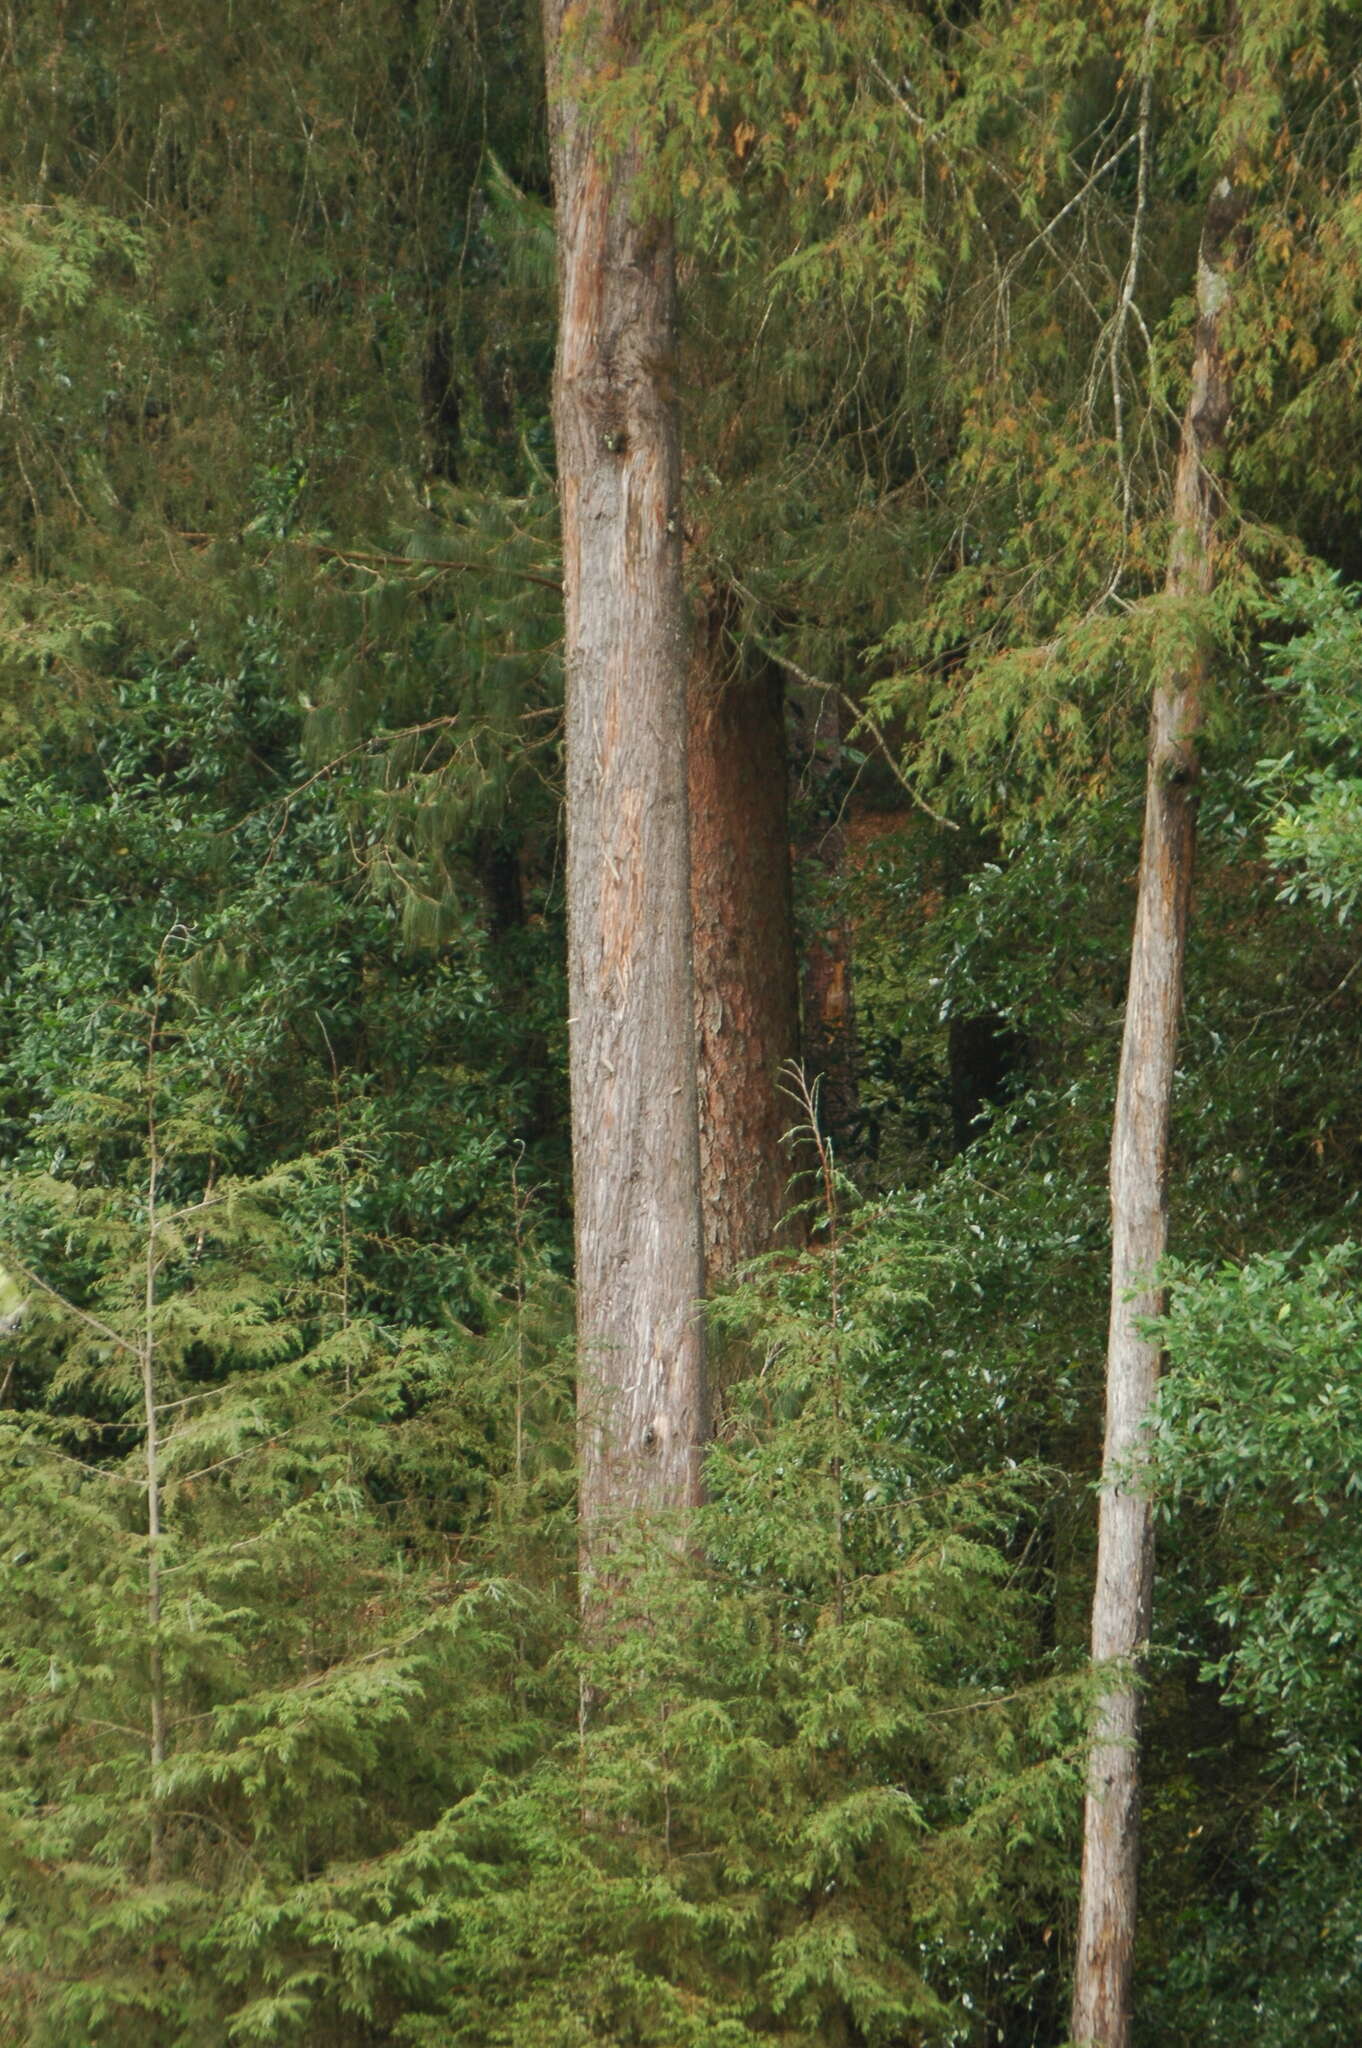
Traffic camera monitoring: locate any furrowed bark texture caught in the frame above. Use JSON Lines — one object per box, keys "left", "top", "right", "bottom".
{"left": 1072, "top": 166, "right": 1247, "bottom": 2048}
{"left": 542, "top": 0, "right": 707, "bottom": 1593}
{"left": 689, "top": 599, "right": 801, "bottom": 1286}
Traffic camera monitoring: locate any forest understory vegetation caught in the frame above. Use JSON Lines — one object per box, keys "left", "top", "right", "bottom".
{"left": 2, "top": 3, "right": 1362, "bottom": 2044}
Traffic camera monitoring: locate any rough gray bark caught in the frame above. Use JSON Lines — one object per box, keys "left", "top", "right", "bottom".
{"left": 689, "top": 597, "right": 801, "bottom": 1287}
{"left": 542, "top": 0, "right": 707, "bottom": 1597}
{"left": 1071, "top": 163, "right": 1248, "bottom": 2048}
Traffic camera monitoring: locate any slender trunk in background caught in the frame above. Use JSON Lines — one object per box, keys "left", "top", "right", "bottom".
{"left": 689, "top": 595, "right": 801, "bottom": 1287}
{"left": 790, "top": 685, "right": 860, "bottom": 1152}
{"left": 542, "top": 0, "right": 707, "bottom": 1599}
{"left": 142, "top": 960, "right": 169, "bottom": 1884}
{"left": 1071, "top": 148, "right": 1248, "bottom": 2048}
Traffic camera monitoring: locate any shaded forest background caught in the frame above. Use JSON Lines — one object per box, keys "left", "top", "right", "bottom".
{"left": 1, "top": 2, "right": 1362, "bottom": 2042}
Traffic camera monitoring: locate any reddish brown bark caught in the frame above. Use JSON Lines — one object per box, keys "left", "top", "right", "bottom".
{"left": 1072, "top": 159, "right": 1249, "bottom": 2048}
{"left": 688, "top": 599, "right": 801, "bottom": 1286}
{"left": 790, "top": 686, "right": 860, "bottom": 1154}
{"left": 542, "top": 0, "right": 706, "bottom": 1594}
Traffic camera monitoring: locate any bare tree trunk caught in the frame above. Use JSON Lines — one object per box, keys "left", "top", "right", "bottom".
{"left": 142, "top": 947, "right": 170, "bottom": 1883}
{"left": 689, "top": 595, "right": 801, "bottom": 1286}
{"left": 1071, "top": 157, "right": 1248, "bottom": 2048}
{"left": 542, "top": 0, "right": 707, "bottom": 1599}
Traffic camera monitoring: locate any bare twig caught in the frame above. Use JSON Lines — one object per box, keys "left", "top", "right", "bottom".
{"left": 752, "top": 630, "right": 958, "bottom": 831}
{"left": 1109, "top": 16, "right": 1158, "bottom": 531}
{"left": 0, "top": 1256, "right": 139, "bottom": 1358}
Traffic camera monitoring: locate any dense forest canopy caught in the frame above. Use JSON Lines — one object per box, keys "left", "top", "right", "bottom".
{"left": 0, "top": 3, "right": 1360, "bottom": 2043}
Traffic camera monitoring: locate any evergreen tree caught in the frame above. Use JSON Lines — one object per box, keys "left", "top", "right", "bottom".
{"left": 4, "top": 3, "right": 1362, "bottom": 2041}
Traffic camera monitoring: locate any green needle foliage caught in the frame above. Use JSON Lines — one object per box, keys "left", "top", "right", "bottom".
{"left": 2, "top": 1, "right": 1362, "bottom": 2040}
{"left": 0, "top": 957, "right": 576, "bottom": 2044}
{"left": 0, "top": 1080, "right": 1079, "bottom": 2046}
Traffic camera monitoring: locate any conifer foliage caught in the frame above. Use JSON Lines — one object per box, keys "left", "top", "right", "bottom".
{"left": 3, "top": 3, "right": 1362, "bottom": 2045}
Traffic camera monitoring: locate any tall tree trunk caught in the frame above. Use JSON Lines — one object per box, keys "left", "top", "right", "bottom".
{"left": 542, "top": 1, "right": 706, "bottom": 1595}
{"left": 790, "top": 685, "right": 860, "bottom": 1154}
{"left": 1071, "top": 156, "right": 1248, "bottom": 2048}
{"left": 689, "top": 595, "right": 801, "bottom": 1286}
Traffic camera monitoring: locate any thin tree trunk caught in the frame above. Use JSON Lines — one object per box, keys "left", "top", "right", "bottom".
{"left": 542, "top": 0, "right": 706, "bottom": 1598}
{"left": 689, "top": 595, "right": 801, "bottom": 1286}
{"left": 1071, "top": 155, "right": 1248, "bottom": 2048}
{"left": 143, "top": 967, "right": 167, "bottom": 1883}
